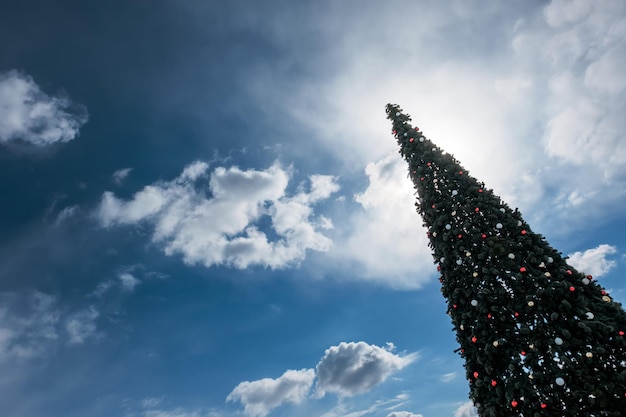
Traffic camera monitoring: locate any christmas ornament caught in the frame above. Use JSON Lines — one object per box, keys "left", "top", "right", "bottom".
{"left": 555, "top": 377, "right": 565, "bottom": 386}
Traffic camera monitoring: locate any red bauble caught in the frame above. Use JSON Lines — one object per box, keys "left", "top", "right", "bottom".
{"left": 420, "top": 177, "right": 424, "bottom": 181}
{"left": 487, "top": 313, "right": 492, "bottom": 319}
{"left": 520, "top": 267, "right": 527, "bottom": 273}
{"left": 569, "top": 286, "right": 576, "bottom": 292}
{"left": 473, "top": 371, "right": 479, "bottom": 378}
{"left": 409, "top": 138, "right": 414, "bottom": 142}
{"left": 566, "top": 270, "right": 573, "bottom": 275}
{"left": 587, "top": 274, "right": 593, "bottom": 280}
{"left": 453, "top": 304, "right": 458, "bottom": 309}
{"left": 474, "top": 207, "right": 480, "bottom": 212}
{"left": 427, "top": 162, "right": 432, "bottom": 167}
{"left": 619, "top": 330, "right": 625, "bottom": 336}
{"left": 471, "top": 336, "right": 477, "bottom": 343}
{"left": 491, "top": 380, "right": 497, "bottom": 387}
{"left": 521, "top": 350, "right": 526, "bottom": 356}
{"left": 459, "top": 171, "right": 464, "bottom": 175}
{"left": 415, "top": 127, "right": 420, "bottom": 131}
{"left": 511, "top": 400, "right": 518, "bottom": 407}
{"left": 457, "top": 234, "right": 463, "bottom": 239}
{"left": 601, "top": 290, "right": 607, "bottom": 295}
{"left": 514, "top": 312, "right": 519, "bottom": 317}
{"left": 481, "top": 234, "right": 487, "bottom": 239}
{"left": 521, "top": 230, "right": 527, "bottom": 235}
{"left": 541, "top": 403, "right": 547, "bottom": 409}
{"left": 478, "top": 188, "right": 483, "bottom": 193}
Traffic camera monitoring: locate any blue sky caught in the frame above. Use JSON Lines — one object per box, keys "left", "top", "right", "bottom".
{"left": 1, "top": 1, "right": 626, "bottom": 416}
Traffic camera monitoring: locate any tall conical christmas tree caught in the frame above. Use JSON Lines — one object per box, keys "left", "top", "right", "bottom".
{"left": 386, "top": 104, "right": 626, "bottom": 417}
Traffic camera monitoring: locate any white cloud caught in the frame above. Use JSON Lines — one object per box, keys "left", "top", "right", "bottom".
{"left": 143, "top": 409, "right": 205, "bottom": 417}
{"left": 387, "top": 412, "right": 423, "bottom": 417}
{"left": 138, "top": 398, "right": 223, "bottom": 417}
{"left": 0, "top": 291, "right": 106, "bottom": 358}
{"left": 96, "top": 161, "right": 338, "bottom": 269}
{"left": 89, "top": 280, "right": 115, "bottom": 298}
{"left": 112, "top": 168, "right": 133, "bottom": 184}
{"left": 327, "top": 154, "right": 433, "bottom": 289}
{"left": 454, "top": 401, "right": 479, "bottom": 417}
{"left": 65, "top": 306, "right": 99, "bottom": 345}
{"left": 119, "top": 272, "right": 141, "bottom": 292}
{"left": 315, "top": 341, "right": 418, "bottom": 398}
{"left": 567, "top": 244, "right": 618, "bottom": 277}
{"left": 0, "top": 70, "right": 87, "bottom": 146}
{"left": 441, "top": 372, "right": 457, "bottom": 383}
{"left": 227, "top": 368, "right": 315, "bottom": 417}
{"left": 242, "top": 0, "right": 626, "bottom": 258}
{"left": 55, "top": 205, "right": 79, "bottom": 225}
{"left": 0, "top": 291, "right": 60, "bottom": 360}
{"left": 538, "top": 0, "right": 626, "bottom": 178}
{"left": 315, "top": 390, "right": 409, "bottom": 417}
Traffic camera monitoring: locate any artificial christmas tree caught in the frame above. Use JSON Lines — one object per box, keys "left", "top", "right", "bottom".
{"left": 386, "top": 104, "right": 626, "bottom": 417}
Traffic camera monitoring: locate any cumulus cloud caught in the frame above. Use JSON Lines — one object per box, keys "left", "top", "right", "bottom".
{"left": 0, "top": 70, "right": 87, "bottom": 146}
{"left": 96, "top": 161, "right": 338, "bottom": 269}
{"left": 227, "top": 368, "right": 315, "bottom": 417}
{"left": 327, "top": 154, "right": 433, "bottom": 289}
{"left": 315, "top": 341, "right": 418, "bottom": 398}
{"left": 387, "top": 412, "right": 423, "bottom": 417}
{"left": 567, "top": 244, "right": 618, "bottom": 277}
{"left": 454, "top": 401, "right": 479, "bottom": 417}
{"left": 228, "top": 342, "right": 415, "bottom": 417}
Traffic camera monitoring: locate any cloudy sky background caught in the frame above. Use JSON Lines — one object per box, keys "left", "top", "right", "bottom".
{"left": 1, "top": 1, "right": 625, "bottom": 416}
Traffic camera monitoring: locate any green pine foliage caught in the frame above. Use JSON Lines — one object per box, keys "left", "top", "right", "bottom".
{"left": 386, "top": 104, "right": 626, "bottom": 417}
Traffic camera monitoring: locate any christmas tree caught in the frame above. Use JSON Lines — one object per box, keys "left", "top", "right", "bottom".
{"left": 385, "top": 104, "right": 626, "bottom": 417}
